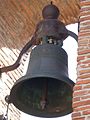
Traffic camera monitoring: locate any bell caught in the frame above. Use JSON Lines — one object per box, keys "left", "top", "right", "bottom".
{"left": 9, "top": 43, "right": 74, "bottom": 118}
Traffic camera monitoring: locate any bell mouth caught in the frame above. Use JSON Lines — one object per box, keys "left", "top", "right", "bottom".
{"left": 10, "top": 77, "right": 74, "bottom": 118}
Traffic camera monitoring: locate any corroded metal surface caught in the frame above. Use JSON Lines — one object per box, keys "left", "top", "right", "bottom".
{"left": 10, "top": 44, "right": 75, "bottom": 117}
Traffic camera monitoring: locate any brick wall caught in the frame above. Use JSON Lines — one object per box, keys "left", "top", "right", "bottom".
{"left": 72, "top": 0, "right": 90, "bottom": 120}
{"left": 0, "top": 48, "right": 21, "bottom": 120}
{"left": 0, "top": 0, "right": 31, "bottom": 119}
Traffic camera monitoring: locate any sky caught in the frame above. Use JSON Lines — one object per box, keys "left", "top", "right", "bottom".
{"left": 21, "top": 23, "right": 78, "bottom": 120}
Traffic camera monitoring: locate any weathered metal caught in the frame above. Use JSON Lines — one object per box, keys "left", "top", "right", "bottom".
{"left": 42, "top": 2, "right": 60, "bottom": 19}
{"left": 35, "top": 3, "right": 68, "bottom": 43}
{"left": 9, "top": 42, "right": 75, "bottom": 117}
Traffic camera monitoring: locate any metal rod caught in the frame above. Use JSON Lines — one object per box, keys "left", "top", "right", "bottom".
{"left": 68, "top": 30, "right": 78, "bottom": 42}
{"left": 40, "top": 79, "right": 48, "bottom": 110}
{"left": 0, "top": 35, "right": 36, "bottom": 74}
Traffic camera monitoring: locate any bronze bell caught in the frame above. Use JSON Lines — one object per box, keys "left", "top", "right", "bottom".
{"left": 10, "top": 43, "right": 74, "bottom": 118}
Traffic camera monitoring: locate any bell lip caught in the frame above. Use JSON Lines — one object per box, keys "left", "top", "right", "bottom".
{"left": 12, "top": 74, "right": 75, "bottom": 89}
{"left": 20, "top": 107, "right": 72, "bottom": 118}
{"left": 10, "top": 75, "right": 75, "bottom": 118}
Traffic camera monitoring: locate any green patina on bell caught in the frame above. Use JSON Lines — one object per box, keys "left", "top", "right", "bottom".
{"left": 10, "top": 43, "right": 74, "bottom": 118}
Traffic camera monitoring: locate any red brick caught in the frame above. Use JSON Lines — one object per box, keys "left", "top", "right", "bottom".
{"left": 87, "top": 55, "right": 90, "bottom": 58}
{"left": 80, "top": 7, "right": 90, "bottom": 12}
{"left": 79, "top": 26, "right": 90, "bottom": 32}
{"left": 73, "top": 90, "right": 88, "bottom": 97}
{"left": 78, "top": 39, "right": 89, "bottom": 44}
{"left": 73, "top": 85, "right": 82, "bottom": 91}
{"left": 80, "top": 1, "right": 90, "bottom": 7}
{"left": 77, "top": 56, "right": 85, "bottom": 62}
{"left": 82, "top": 60, "right": 90, "bottom": 64}
{"left": 77, "top": 80, "right": 90, "bottom": 84}
{"left": 72, "top": 112, "right": 81, "bottom": 118}
{"left": 73, "top": 105, "right": 90, "bottom": 111}
{"left": 79, "top": 69, "right": 90, "bottom": 75}
{"left": 79, "top": 32, "right": 90, "bottom": 38}
{"left": 81, "top": 95, "right": 90, "bottom": 100}
{"left": 73, "top": 97, "right": 81, "bottom": 102}
{"left": 73, "top": 117, "right": 85, "bottom": 120}
{"left": 80, "top": 12, "right": 90, "bottom": 17}
{"left": 83, "top": 84, "right": 90, "bottom": 89}
{"left": 80, "top": 64, "right": 90, "bottom": 68}
{"left": 78, "top": 49, "right": 90, "bottom": 55}
{"left": 73, "top": 100, "right": 90, "bottom": 108}
{"left": 78, "top": 74, "right": 90, "bottom": 79}
{"left": 83, "top": 110, "right": 90, "bottom": 115}
{"left": 80, "top": 16, "right": 90, "bottom": 22}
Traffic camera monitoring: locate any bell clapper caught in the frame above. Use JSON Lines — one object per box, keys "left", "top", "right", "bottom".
{"left": 40, "top": 79, "right": 48, "bottom": 110}
{"left": 40, "top": 100, "right": 47, "bottom": 110}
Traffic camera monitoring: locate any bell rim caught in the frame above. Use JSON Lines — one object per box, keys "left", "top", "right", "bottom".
{"left": 10, "top": 75, "right": 75, "bottom": 117}
{"left": 16, "top": 105, "right": 72, "bottom": 118}
{"left": 11, "top": 74, "right": 75, "bottom": 89}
